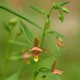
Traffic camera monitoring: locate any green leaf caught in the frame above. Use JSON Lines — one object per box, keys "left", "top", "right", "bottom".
{"left": 58, "top": 1, "right": 69, "bottom": 6}
{"left": 49, "top": 72, "right": 61, "bottom": 80}
{"left": 39, "top": 67, "right": 50, "bottom": 73}
{"left": 6, "top": 65, "right": 24, "bottom": 80}
{"left": 9, "top": 56, "right": 23, "bottom": 60}
{"left": 7, "top": 72, "right": 19, "bottom": 80}
{"left": 20, "top": 21, "right": 34, "bottom": 45}
{"left": 9, "top": 40, "right": 28, "bottom": 47}
{"left": 46, "top": 30, "right": 65, "bottom": 38}
{"left": 61, "top": 7, "right": 69, "bottom": 13}
{"left": 58, "top": 13, "right": 64, "bottom": 22}
{"left": 30, "top": 5, "right": 46, "bottom": 14}
{"left": 2, "top": 22, "right": 11, "bottom": 33}
{"left": 0, "top": 2, "right": 41, "bottom": 29}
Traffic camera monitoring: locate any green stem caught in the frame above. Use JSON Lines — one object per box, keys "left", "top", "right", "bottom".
{"left": 4, "top": 34, "right": 11, "bottom": 80}
{"left": 40, "top": 23, "right": 47, "bottom": 47}
{"left": 48, "top": 7, "right": 53, "bottom": 17}
{"left": 40, "top": 6, "right": 53, "bottom": 47}
{"left": 0, "top": 2, "right": 41, "bottom": 30}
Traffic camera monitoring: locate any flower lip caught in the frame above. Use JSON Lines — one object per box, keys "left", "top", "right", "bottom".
{"left": 23, "top": 53, "right": 32, "bottom": 58}
{"left": 34, "top": 54, "right": 39, "bottom": 62}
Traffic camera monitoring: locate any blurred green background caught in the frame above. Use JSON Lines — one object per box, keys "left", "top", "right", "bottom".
{"left": 0, "top": 0, "right": 80, "bottom": 80}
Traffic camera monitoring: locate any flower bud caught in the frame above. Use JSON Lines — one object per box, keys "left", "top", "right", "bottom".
{"left": 61, "top": 7, "right": 69, "bottom": 13}
{"left": 16, "top": 28, "right": 22, "bottom": 38}
{"left": 52, "top": 3, "right": 59, "bottom": 9}
{"left": 58, "top": 13, "right": 64, "bottom": 23}
{"left": 9, "top": 18, "right": 18, "bottom": 26}
{"left": 45, "top": 18, "right": 50, "bottom": 29}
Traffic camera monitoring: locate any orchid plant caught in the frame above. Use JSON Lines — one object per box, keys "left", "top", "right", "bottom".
{"left": 0, "top": 0, "right": 69, "bottom": 80}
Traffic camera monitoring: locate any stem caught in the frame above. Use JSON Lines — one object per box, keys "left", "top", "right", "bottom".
{"left": 4, "top": 34, "right": 11, "bottom": 80}
{"left": 40, "top": 22, "right": 47, "bottom": 47}
{"left": 40, "top": 7, "right": 53, "bottom": 47}
{"left": 48, "top": 7, "right": 53, "bottom": 17}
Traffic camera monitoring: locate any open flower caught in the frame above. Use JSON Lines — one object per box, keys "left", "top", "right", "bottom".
{"left": 51, "top": 59, "right": 62, "bottom": 75}
{"left": 21, "top": 37, "right": 47, "bottom": 62}
{"left": 26, "top": 37, "right": 48, "bottom": 62}
{"left": 56, "top": 37, "right": 64, "bottom": 48}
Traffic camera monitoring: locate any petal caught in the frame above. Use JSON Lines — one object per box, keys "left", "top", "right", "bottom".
{"left": 23, "top": 53, "right": 32, "bottom": 58}
{"left": 52, "top": 69, "right": 62, "bottom": 75}
{"left": 29, "top": 47, "right": 42, "bottom": 52}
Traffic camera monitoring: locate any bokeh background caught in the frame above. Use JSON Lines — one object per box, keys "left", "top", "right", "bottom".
{"left": 0, "top": 0, "right": 80, "bottom": 80}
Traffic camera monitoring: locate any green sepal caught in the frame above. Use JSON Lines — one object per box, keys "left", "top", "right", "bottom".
{"left": 30, "top": 5, "right": 46, "bottom": 14}
{"left": 58, "top": 13, "right": 64, "bottom": 22}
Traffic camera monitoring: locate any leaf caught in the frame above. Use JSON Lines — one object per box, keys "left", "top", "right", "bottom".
{"left": 58, "top": 13, "right": 64, "bottom": 22}
{"left": 61, "top": 7, "right": 70, "bottom": 13}
{"left": 30, "top": 5, "right": 46, "bottom": 14}
{"left": 39, "top": 67, "right": 50, "bottom": 73}
{"left": 58, "top": 1, "right": 69, "bottom": 6}
{"left": 46, "top": 30, "right": 65, "bottom": 39}
{"left": 9, "top": 40, "right": 28, "bottom": 47}
{"left": 6, "top": 72, "right": 19, "bottom": 80}
{"left": 0, "top": 2, "right": 41, "bottom": 29}
{"left": 2, "top": 22, "right": 11, "bottom": 33}
{"left": 9, "top": 55, "right": 23, "bottom": 60}
{"left": 6, "top": 65, "right": 25, "bottom": 80}
{"left": 49, "top": 72, "right": 61, "bottom": 80}
{"left": 20, "top": 21, "right": 34, "bottom": 45}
